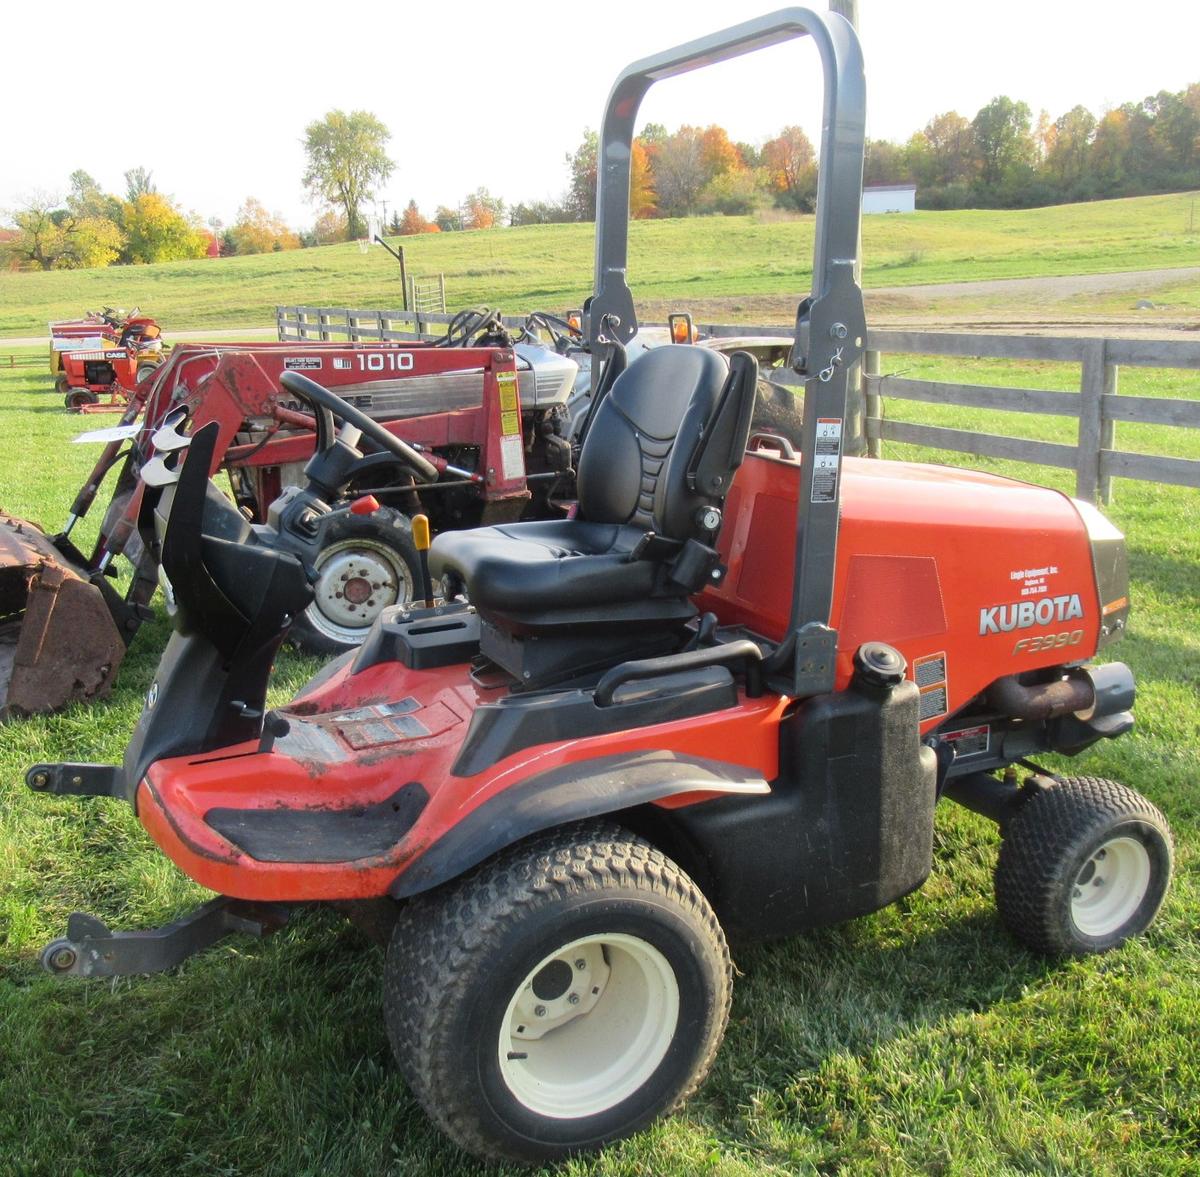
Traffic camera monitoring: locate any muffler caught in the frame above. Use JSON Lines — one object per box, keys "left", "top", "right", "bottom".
{"left": 0, "top": 514, "right": 127, "bottom": 717}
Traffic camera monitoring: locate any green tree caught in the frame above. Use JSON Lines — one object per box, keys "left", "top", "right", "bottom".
{"left": 653, "top": 126, "right": 707, "bottom": 217}
{"left": 920, "top": 111, "right": 975, "bottom": 187}
{"left": 1046, "top": 105, "right": 1097, "bottom": 189}
{"left": 972, "top": 96, "right": 1034, "bottom": 190}
{"left": 121, "top": 192, "right": 208, "bottom": 263}
{"left": 302, "top": 110, "right": 394, "bottom": 240}
{"left": 434, "top": 205, "right": 462, "bottom": 232}
{"left": 123, "top": 166, "right": 156, "bottom": 201}
{"left": 565, "top": 130, "right": 598, "bottom": 221}
{"left": 3, "top": 192, "right": 123, "bottom": 270}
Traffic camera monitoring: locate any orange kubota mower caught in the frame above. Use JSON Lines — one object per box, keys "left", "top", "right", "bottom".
{"left": 27, "top": 9, "right": 1171, "bottom": 1165}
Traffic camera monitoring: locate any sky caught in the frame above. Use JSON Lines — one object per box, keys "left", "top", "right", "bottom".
{"left": 2, "top": 0, "right": 1199, "bottom": 231}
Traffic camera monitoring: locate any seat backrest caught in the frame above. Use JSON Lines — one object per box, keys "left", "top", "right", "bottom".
{"left": 577, "top": 346, "right": 729, "bottom": 537}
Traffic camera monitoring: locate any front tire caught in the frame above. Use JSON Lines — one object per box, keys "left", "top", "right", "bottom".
{"left": 995, "top": 775, "right": 1172, "bottom": 956}
{"left": 287, "top": 506, "right": 419, "bottom": 654}
{"left": 64, "top": 388, "right": 99, "bottom": 412}
{"left": 383, "top": 824, "right": 731, "bottom": 1164}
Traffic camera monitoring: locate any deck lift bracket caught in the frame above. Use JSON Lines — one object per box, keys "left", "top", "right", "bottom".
{"left": 583, "top": 7, "right": 867, "bottom": 698}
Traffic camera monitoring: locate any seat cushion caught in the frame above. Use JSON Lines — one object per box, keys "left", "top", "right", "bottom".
{"left": 430, "top": 518, "right": 656, "bottom": 614}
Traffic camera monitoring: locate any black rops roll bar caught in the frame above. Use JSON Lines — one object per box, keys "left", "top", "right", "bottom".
{"left": 586, "top": 9, "right": 867, "bottom": 697}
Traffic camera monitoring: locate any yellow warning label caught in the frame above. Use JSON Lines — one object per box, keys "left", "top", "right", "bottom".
{"left": 501, "top": 410, "right": 521, "bottom": 436}
{"left": 497, "top": 371, "right": 520, "bottom": 414}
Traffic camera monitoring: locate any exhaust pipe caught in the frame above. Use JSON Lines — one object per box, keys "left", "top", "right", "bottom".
{"left": 984, "top": 663, "right": 1135, "bottom": 723}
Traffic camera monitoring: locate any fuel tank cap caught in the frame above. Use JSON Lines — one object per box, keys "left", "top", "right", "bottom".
{"left": 853, "top": 642, "right": 907, "bottom": 689}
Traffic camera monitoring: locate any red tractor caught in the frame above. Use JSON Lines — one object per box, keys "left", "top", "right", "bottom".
{"left": 26, "top": 9, "right": 1171, "bottom": 1165}
{"left": 58, "top": 310, "right": 165, "bottom": 411}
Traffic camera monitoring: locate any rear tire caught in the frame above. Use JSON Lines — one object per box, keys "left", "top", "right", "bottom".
{"left": 995, "top": 775, "right": 1172, "bottom": 956}
{"left": 383, "top": 823, "right": 731, "bottom": 1163}
{"left": 64, "top": 388, "right": 99, "bottom": 412}
{"left": 287, "top": 507, "right": 419, "bottom": 654}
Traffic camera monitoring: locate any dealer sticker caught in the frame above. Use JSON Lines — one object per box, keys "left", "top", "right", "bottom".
{"left": 284, "top": 357, "right": 323, "bottom": 370}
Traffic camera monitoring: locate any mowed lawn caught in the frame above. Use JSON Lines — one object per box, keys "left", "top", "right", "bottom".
{"left": 0, "top": 340, "right": 1198, "bottom": 1176}
{"left": 1, "top": 189, "right": 1199, "bottom": 337}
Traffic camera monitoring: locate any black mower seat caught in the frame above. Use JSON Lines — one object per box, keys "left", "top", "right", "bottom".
{"left": 427, "top": 518, "right": 654, "bottom": 614}
{"left": 430, "top": 345, "right": 757, "bottom": 635}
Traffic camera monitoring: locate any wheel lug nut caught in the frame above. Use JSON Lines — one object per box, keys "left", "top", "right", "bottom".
{"left": 574, "top": 958, "right": 586, "bottom": 970}
{"left": 567, "top": 992, "right": 580, "bottom": 1005}
{"left": 1073, "top": 888, "right": 1082, "bottom": 898}
{"left": 1095, "top": 849, "right": 1106, "bottom": 860}
{"left": 1093, "top": 877, "right": 1104, "bottom": 886}
{"left": 534, "top": 1005, "right": 546, "bottom": 1017}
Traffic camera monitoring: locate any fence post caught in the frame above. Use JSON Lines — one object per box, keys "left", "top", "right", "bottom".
{"left": 1100, "top": 360, "right": 1118, "bottom": 505}
{"left": 1075, "top": 338, "right": 1106, "bottom": 503}
{"left": 297, "top": 308, "right": 309, "bottom": 340}
{"left": 863, "top": 349, "right": 881, "bottom": 459}
{"left": 438, "top": 273, "right": 446, "bottom": 313}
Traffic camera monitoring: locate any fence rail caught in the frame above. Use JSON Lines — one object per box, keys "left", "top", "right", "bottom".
{"left": 274, "top": 307, "right": 1200, "bottom": 504}
{"left": 863, "top": 329, "right": 1200, "bottom": 504}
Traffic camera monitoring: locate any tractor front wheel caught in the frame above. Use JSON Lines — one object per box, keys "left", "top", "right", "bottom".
{"left": 383, "top": 823, "right": 731, "bottom": 1163}
{"left": 995, "top": 775, "right": 1172, "bottom": 956}
{"left": 64, "top": 388, "right": 99, "bottom": 412}
{"left": 287, "top": 506, "right": 419, "bottom": 654}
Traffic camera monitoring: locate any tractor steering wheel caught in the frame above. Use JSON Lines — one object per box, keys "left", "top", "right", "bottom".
{"left": 278, "top": 371, "right": 439, "bottom": 484}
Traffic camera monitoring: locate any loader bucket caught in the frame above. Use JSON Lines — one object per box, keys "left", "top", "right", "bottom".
{"left": 0, "top": 515, "right": 127, "bottom": 718}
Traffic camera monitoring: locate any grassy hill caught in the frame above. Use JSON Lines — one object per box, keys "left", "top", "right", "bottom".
{"left": 2, "top": 190, "right": 1198, "bottom": 337}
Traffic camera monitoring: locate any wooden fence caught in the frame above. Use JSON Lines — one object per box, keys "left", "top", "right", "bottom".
{"left": 698, "top": 322, "right": 1200, "bottom": 505}
{"left": 275, "top": 307, "right": 1200, "bottom": 505}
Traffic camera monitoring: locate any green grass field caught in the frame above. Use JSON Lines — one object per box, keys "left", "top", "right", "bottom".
{"left": 0, "top": 335, "right": 1197, "bottom": 1175}
{"left": 2, "top": 190, "right": 1198, "bottom": 337}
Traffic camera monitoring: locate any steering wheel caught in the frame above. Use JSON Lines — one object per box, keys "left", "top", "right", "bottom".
{"left": 278, "top": 371, "right": 439, "bottom": 484}
{"left": 436, "top": 305, "right": 507, "bottom": 348}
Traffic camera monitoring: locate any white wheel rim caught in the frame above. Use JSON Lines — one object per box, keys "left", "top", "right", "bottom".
{"left": 306, "top": 537, "right": 412, "bottom": 644}
{"left": 1070, "top": 834, "right": 1152, "bottom": 937}
{"left": 498, "top": 933, "right": 680, "bottom": 1119}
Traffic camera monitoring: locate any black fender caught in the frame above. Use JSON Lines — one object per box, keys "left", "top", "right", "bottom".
{"left": 388, "top": 749, "right": 768, "bottom": 899}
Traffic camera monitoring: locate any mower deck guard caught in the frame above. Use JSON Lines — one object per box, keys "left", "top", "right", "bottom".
{"left": 0, "top": 514, "right": 127, "bottom": 717}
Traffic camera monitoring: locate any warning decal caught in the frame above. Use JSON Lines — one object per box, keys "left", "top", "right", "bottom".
{"left": 914, "top": 651, "right": 949, "bottom": 721}
{"left": 284, "top": 357, "right": 323, "bottom": 370}
{"left": 500, "top": 434, "right": 525, "bottom": 481}
{"left": 497, "top": 371, "right": 520, "bottom": 413}
{"left": 810, "top": 417, "right": 843, "bottom": 503}
{"left": 942, "top": 723, "right": 991, "bottom": 758}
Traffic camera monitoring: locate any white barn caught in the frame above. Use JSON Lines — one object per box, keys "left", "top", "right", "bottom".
{"left": 862, "top": 184, "right": 916, "bottom": 214}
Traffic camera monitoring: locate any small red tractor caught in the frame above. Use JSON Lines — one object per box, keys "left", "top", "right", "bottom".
{"left": 48, "top": 306, "right": 126, "bottom": 376}
{"left": 23, "top": 8, "right": 1173, "bottom": 1165}
{"left": 57, "top": 309, "right": 165, "bottom": 411}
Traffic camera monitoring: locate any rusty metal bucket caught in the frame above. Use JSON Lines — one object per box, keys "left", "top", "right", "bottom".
{"left": 0, "top": 514, "right": 127, "bottom": 717}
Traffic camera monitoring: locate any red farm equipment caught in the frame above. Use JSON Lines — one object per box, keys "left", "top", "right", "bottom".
{"left": 0, "top": 320, "right": 579, "bottom": 714}
{"left": 58, "top": 311, "right": 166, "bottom": 411}
{"left": 48, "top": 307, "right": 123, "bottom": 378}
{"left": 23, "top": 8, "right": 1172, "bottom": 1165}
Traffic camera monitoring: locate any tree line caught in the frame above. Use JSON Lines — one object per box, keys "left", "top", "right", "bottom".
{"left": 5, "top": 82, "right": 1197, "bottom": 271}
